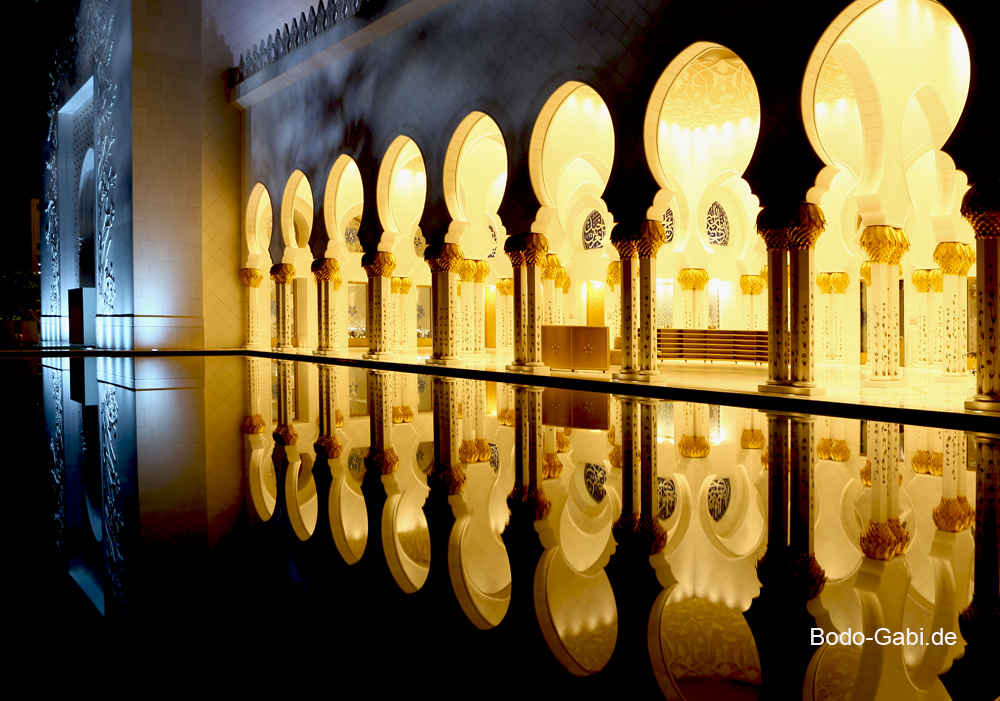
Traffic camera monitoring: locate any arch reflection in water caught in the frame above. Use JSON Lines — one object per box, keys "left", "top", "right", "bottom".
{"left": 37, "top": 355, "right": 994, "bottom": 699}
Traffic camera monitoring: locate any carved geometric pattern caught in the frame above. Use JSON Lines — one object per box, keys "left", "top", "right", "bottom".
{"left": 706, "top": 201, "right": 729, "bottom": 247}
{"left": 583, "top": 210, "right": 606, "bottom": 249}
{"left": 584, "top": 463, "right": 607, "bottom": 502}
{"left": 490, "top": 442, "right": 500, "bottom": 473}
{"left": 488, "top": 223, "right": 497, "bottom": 258}
{"left": 658, "top": 477, "right": 676, "bottom": 520}
{"left": 707, "top": 477, "right": 731, "bottom": 521}
{"left": 662, "top": 51, "right": 759, "bottom": 128}
{"left": 348, "top": 447, "right": 368, "bottom": 482}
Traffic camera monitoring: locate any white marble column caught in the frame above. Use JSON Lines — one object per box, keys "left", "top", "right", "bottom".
{"left": 740, "top": 275, "right": 763, "bottom": 331}
{"left": 677, "top": 269, "right": 708, "bottom": 329}
{"left": 312, "top": 258, "right": 342, "bottom": 356}
{"left": 497, "top": 278, "right": 513, "bottom": 350}
{"left": 240, "top": 268, "right": 264, "bottom": 349}
{"left": 817, "top": 273, "right": 832, "bottom": 359}
{"left": 270, "top": 263, "right": 296, "bottom": 350}
{"left": 860, "top": 421, "right": 910, "bottom": 560}
{"left": 607, "top": 262, "right": 622, "bottom": 345}
{"left": 426, "top": 244, "right": 464, "bottom": 366}
{"left": 789, "top": 246, "right": 818, "bottom": 387}
{"left": 830, "top": 272, "right": 849, "bottom": 361}
{"left": 636, "top": 220, "right": 666, "bottom": 377}
{"left": 930, "top": 269, "right": 944, "bottom": 364}
{"left": 934, "top": 242, "right": 976, "bottom": 381}
{"left": 390, "top": 276, "right": 401, "bottom": 351}
{"left": 473, "top": 261, "right": 488, "bottom": 355}
{"left": 542, "top": 253, "right": 559, "bottom": 325}
{"left": 612, "top": 238, "right": 639, "bottom": 377}
{"left": 362, "top": 252, "right": 396, "bottom": 359}
{"left": 459, "top": 260, "right": 475, "bottom": 354}
{"left": 505, "top": 234, "right": 549, "bottom": 375}
{"left": 399, "top": 277, "right": 412, "bottom": 349}
{"left": 912, "top": 269, "right": 931, "bottom": 365}
{"left": 860, "top": 226, "right": 908, "bottom": 387}
{"left": 963, "top": 183, "right": 1000, "bottom": 413}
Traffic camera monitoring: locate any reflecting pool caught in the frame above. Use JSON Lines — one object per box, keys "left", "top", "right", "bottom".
{"left": 22, "top": 354, "right": 997, "bottom": 699}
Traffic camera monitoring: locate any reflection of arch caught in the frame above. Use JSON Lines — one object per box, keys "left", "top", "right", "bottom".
{"left": 376, "top": 136, "right": 426, "bottom": 254}
{"left": 443, "top": 112, "right": 507, "bottom": 257}
{"left": 286, "top": 452, "right": 317, "bottom": 541}
{"left": 323, "top": 154, "right": 365, "bottom": 258}
{"left": 249, "top": 448, "right": 277, "bottom": 522}
{"left": 649, "top": 588, "right": 761, "bottom": 700}
{"left": 244, "top": 183, "right": 272, "bottom": 261}
{"left": 534, "top": 547, "right": 617, "bottom": 676}
{"left": 280, "top": 170, "right": 314, "bottom": 250}
{"left": 329, "top": 458, "right": 367, "bottom": 564}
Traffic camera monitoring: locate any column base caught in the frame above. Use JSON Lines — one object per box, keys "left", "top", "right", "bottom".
{"left": 506, "top": 363, "right": 550, "bottom": 376}
{"left": 314, "top": 348, "right": 346, "bottom": 357}
{"left": 614, "top": 370, "right": 667, "bottom": 384}
{"left": 758, "top": 381, "right": 826, "bottom": 396}
{"left": 426, "top": 356, "right": 466, "bottom": 367}
{"left": 275, "top": 344, "right": 296, "bottom": 353}
{"left": 964, "top": 396, "right": 1000, "bottom": 414}
{"left": 860, "top": 375, "right": 908, "bottom": 388}
{"left": 935, "top": 372, "right": 974, "bottom": 384}
{"left": 362, "top": 351, "right": 396, "bottom": 360}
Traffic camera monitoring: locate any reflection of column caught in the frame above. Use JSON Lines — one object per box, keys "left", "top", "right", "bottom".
{"left": 473, "top": 261, "right": 489, "bottom": 355}
{"left": 511, "top": 385, "right": 548, "bottom": 518}
{"left": 270, "top": 264, "right": 295, "bottom": 349}
{"left": 963, "top": 184, "right": 1000, "bottom": 412}
{"left": 912, "top": 270, "right": 931, "bottom": 365}
{"left": 425, "top": 243, "right": 464, "bottom": 366}
{"left": 830, "top": 272, "right": 849, "bottom": 360}
{"left": 312, "top": 258, "right": 342, "bottom": 355}
{"left": 504, "top": 234, "right": 549, "bottom": 374}
{"left": 367, "top": 370, "right": 398, "bottom": 474}
{"left": 932, "top": 429, "right": 973, "bottom": 532}
{"left": 272, "top": 360, "right": 297, "bottom": 446}
{"left": 607, "top": 262, "right": 622, "bottom": 346}
{"left": 615, "top": 397, "right": 640, "bottom": 524}
{"left": 757, "top": 204, "right": 826, "bottom": 395}
{"left": 860, "top": 226, "right": 908, "bottom": 386}
{"left": 637, "top": 220, "right": 666, "bottom": 377}
{"left": 497, "top": 278, "right": 513, "bottom": 350}
{"left": 362, "top": 252, "right": 396, "bottom": 359}
{"left": 612, "top": 234, "right": 639, "bottom": 375}
{"left": 240, "top": 268, "right": 263, "bottom": 348}
{"left": 459, "top": 379, "right": 478, "bottom": 464}
{"left": 930, "top": 269, "right": 943, "bottom": 364}
{"left": 934, "top": 242, "right": 975, "bottom": 380}
{"left": 542, "top": 254, "right": 559, "bottom": 325}
{"left": 242, "top": 357, "right": 266, "bottom": 434}
{"left": 816, "top": 273, "right": 831, "bottom": 359}
{"left": 314, "top": 364, "right": 343, "bottom": 458}
{"left": 789, "top": 416, "right": 819, "bottom": 568}
{"left": 399, "top": 277, "right": 412, "bottom": 349}
{"left": 432, "top": 377, "right": 462, "bottom": 490}
{"left": 860, "top": 421, "right": 910, "bottom": 559}
{"left": 961, "top": 433, "right": 999, "bottom": 638}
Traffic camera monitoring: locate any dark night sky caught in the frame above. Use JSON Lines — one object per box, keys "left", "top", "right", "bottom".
{"left": 14, "top": 0, "right": 80, "bottom": 272}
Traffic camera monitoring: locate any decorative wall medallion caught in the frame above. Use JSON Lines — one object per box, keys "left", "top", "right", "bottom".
{"left": 488, "top": 224, "right": 497, "bottom": 258}
{"left": 658, "top": 477, "right": 676, "bottom": 520}
{"left": 584, "top": 463, "right": 607, "bottom": 502}
{"left": 662, "top": 208, "right": 674, "bottom": 244}
{"left": 346, "top": 216, "right": 363, "bottom": 252}
{"left": 413, "top": 225, "right": 427, "bottom": 258}
{"left": 706, "top": 201, "right": 729, "bottom": 247}
{"left": 348, "top": 447, "right": 368, "bottom": 481}
{"left": 708, "top": 477, "right": 731, "bottom": 521}
{"left": 583, "top": 210, "right": 606, "bottom": 249}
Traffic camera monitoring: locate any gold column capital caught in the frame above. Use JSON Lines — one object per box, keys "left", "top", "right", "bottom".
{"left": 425, "top": 243, "right": 465, "bottom": 273}
{"left": 314, "top": 433, "right": 343, "bottom": 458}
{"left": 636, "top": 219, "right": 667, "bottom": 258}
{"left": 241, "top": 414, "right": 265, "bottom": 434}
{"left": 610, "top": 234, "right": 639, "bottom": 261}
{"left": 273, "top": 423, "right": 298, "bottom": 446}
{"left": 830, "top": 439, "right": 850, "bottom": 462}
{"left": 400, "top": 277, "right": 412, "bottom": 294}
{"left": 960, "top": 180, "right": 1000, "bottom": 239}
{"left": 860, "top": 225, "right": 910, "bottom": 264}
{"left": 740, "top": 428, "right": 765, "bottom": 450}
{"left": 758, "top": 265, "right": 768, "bottom": 289}
{"left": 817, "top": 437, "right": 833, "bottom": 459}
{"left": 756, "top": 203, "right": 825, "bottom": 250}
{"left": 474, "top": 260, "right": 490, "bottom": 283}
{"left": 361, "top": 251, "right": 397, "bottom": 278}
{"left": 933, "top": 241, "right": 976, "bottom": 276}
{"left": 677, "top": 269, "right": 709, "bottom": 292}
{"left": 678, "top": 434, "right": 710, "bottom": 458}
{"left": 541, "top": 253, "right": 561, "bottom": 280}
{"left": 932, "top": 496, "right": 974, "bottom": 532}
{"left": 496, "top": 278, "right": 513, "bottom": 296}
{"left": 606, "top": 261, "right": 622, "bottom": 290}
{"left": 269, "top": 263, "right": 296, "bottom": 284}
{"left": 459, "top": 439, "right": 479, "bottom": 463}
{"left": 911, "top": 269, "right": 930, "bottom": 293}
{"left": 860, "top": 261, "right": 871, "bottom": 287}
{"left": 239, "top": 268, "right": 263, "bottom": 287}
{"left": 860, "top": 517, "right": 910, "bottom": 560}
{"left": 369, "top": 447, "right": 400, "bottom": 475}
{"left": 830, "top": 272, "right": 850, "bottom": 294}
{"left": 504, "top": 233, "right": 549, "bottom": 267}
{"left": 459, "top": 259, "right": 477, "bottom": 283}
{"left": 817, "top": 273, "right": 833, "bottom": 294}
{"left": 390, "top": 277, "right": 402, "bottom": 294}
{"left": 929, "top": 268, "right": 943, "bottom": 292}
